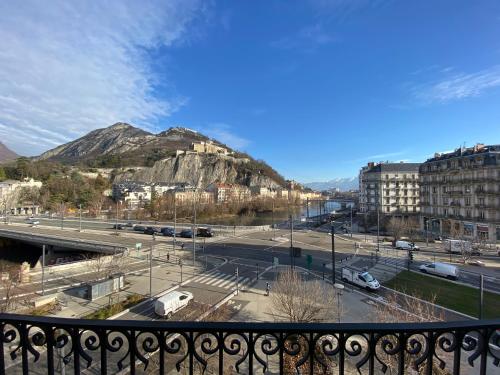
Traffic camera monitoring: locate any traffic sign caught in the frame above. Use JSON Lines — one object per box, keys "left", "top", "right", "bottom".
{"left": 306, "top": 254, "right": 312, "bottom": 269}
{"left": 135, "top": 243, "right": 142, "bottom": 250}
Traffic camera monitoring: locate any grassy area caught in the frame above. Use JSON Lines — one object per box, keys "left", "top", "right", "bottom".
{"left": 84, "top": 294, "right": 144, "bottom": 320}
{"left": 384, "top": 271, "right": 500, "bottom": 319}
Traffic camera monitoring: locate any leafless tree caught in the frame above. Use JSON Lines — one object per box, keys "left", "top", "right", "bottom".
{"left": 0, "top": 266, "right": 20, "bottom": 313}
{"left": 386, "top": 217, "right": 407, "bottom": 243}
{"left": 269, "top": 268, "right": 339, "bottom": 323}
{"left": 374, "top": 291, "right": 450, "bottom": 374}
{"left": 85, "top": 253, "right": 125, "bottom": 280}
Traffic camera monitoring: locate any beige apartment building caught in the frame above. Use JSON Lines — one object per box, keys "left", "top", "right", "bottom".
{"left": 359, "top": 162, "right": 420, "bottom": 215}
{"left": 419, "top": 144, "right": 500, "bottom": 242}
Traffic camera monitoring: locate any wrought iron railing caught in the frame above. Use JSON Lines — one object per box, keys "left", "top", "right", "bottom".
{"left": 0, "top": 314, "right": 499, "bottom": 375}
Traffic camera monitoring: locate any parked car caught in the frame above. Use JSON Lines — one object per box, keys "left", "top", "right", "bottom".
{"left": 180, "top": 229, "right": 193, "bottom": 238}
{"left": 133, "top": 225, "right": 146, "bottom": 232}
{"left": 197, "top": 227, "right": 214, "bottom": 237}
{"left": 154, "top": 291, "right": 193, "bottom": 319}
{"left": 419, "top": 262, "right": 459, "bottom": 280}
{"left": 394, "top": 240, "right": 419, "bottom": 251}
{"left": 161, "top": 227, "right": 175, "bottom": 237}
{"left": 26, "top": 218, "right": 40, "bottom": 225}
{"left": 144, "top": 226, "right": 160, "bottom": 235}
{"left": 112, "top": 223, "right": 125, "bottom": 230}
{"left": 341, "top": 268, "right": 380, "bottom": 291}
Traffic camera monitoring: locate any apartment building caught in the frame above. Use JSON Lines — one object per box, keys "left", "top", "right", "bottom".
{"left": 419, "top": 144, "right": 500, "bottom": 242}
{"left": 359, "top": 162, "right": 420, "bottom": 215}
{"left": 112, "top": 181, "right": 152, "bottom": 208}
{"left": 206, "top": 183, "right": 252, "bottom": 203}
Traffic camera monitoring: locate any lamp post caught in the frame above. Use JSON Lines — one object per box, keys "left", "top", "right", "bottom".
{"left": 79, "top": 203, "right": 82, "bottom": 232}
{"left": 173, "top": 198, "right": 177, "bottom": 254}
{"left": 376, "top": 201, "right": 380, "bottom": 253}
{"left": 331, "top": 221, "right": 336, "bottom": 282}
{"left": 289, "top": 214, "right": 294, "bottom": 269}
{"left": 60, "top": 202, "right": 65, "bottom": 230}
{"left": 192, "top": 190, "right": 197, "bottom": 267}
{"left": 350, "top": 205, "right": 353, "bottom": 238}
{"left": 334, "top": 283, "right": 344, "bottom": 323}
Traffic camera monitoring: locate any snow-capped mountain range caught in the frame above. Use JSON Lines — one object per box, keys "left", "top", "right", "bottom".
{"left": 303, "top": 177, "right": 358, "bottom": 192}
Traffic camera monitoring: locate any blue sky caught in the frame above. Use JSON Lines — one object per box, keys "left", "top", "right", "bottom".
{"left": 1, "top": 1, "right": 500, "bottom": 182}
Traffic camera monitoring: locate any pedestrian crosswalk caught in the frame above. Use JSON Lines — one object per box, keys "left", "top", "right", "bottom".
{"left": 190, "top": 270, "right": 252, "bottom": 290}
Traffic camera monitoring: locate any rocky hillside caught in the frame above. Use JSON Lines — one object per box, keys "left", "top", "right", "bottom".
{"left": 0, "top": 142, "right": 19, "bottom": 162}
{"left": 37, "top": 122, "right": 286, "bottom": 187}
{"left": 114, "top": 153, "right": 282, "bottom": 188}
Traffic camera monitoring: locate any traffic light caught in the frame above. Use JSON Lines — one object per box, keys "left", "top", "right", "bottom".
{"left": 409, "top": 251, "right": 414, "bottom": 262}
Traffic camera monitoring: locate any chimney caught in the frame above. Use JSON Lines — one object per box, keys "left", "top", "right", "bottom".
{"left": 367, "top": 162, "right": 374, "bottom": 168}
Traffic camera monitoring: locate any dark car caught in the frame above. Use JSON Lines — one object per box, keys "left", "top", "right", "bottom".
{"left": 180, "top": 229, "right": 193, "bottom": 238}
{"left": 197, "top": 227, "right": 214, "bottom": 237}
{"left": 161, "top": 227, "right": 175, "bottom": 237}
{"left": 144, "top": 226, "right": 160, "bottom": 235}
{"left": 112, "top": 224, "right": 125, "bottom": 230}
{"left": 133, "top": 225, "right": 146, "bottom": 232}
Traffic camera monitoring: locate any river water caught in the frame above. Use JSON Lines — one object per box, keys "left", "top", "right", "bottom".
{"left": 203, "top": 201, "right": 347, "bottom": 226}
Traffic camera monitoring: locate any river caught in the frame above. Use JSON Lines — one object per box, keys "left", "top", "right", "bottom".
{"left": 201, "top": 200, "right": 350, "bottom": 226}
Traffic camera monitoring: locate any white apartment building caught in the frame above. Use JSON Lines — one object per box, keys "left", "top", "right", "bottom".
{"left": 359, "top": 162, "right": 420, "bottom": 215}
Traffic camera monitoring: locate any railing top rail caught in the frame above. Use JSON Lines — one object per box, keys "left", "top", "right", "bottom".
{"left": 1, "top": 313, "right": 499, "bottom": 333}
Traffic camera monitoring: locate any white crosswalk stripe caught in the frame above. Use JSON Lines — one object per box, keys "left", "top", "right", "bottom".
{"left": 190, "top": 271, "right": 253, "bottom": 290}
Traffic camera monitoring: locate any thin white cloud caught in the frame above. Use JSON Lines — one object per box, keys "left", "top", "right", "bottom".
{"left": 415, "top": 65, "right": 500, "bottom": 103}
{"left": 0, "top": 1, "right": 208, "bottom": 156}
{"left": 199, "top": 123, "right": 250, "bottom": 151}
{"left": 271, "top": 23, "right": 336, "bottom": 52}
{"left": 308, "top": 0, "right": 390, "bottom": 19}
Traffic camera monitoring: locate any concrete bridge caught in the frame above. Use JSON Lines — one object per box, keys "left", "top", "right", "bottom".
{"left": 0, "top": 227, "right": 129, "bottom": 254}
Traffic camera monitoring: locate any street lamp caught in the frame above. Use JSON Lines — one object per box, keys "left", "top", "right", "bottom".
{"left": 334, "top": 283, "right": 344, "bottom": 323}
{"left": 289, "top": 214, "right": 294, "bottom": 269}
{"left": 331, "top": 220, "right": 336, "bottom": 282}
{"left": 79, "top": 203, "right": 82, "bottom": 232}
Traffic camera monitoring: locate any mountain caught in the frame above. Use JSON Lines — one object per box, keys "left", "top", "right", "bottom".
{"left": 37, "top": 122, "right": 286, "bottom": 188}
{"left": 303, "top": 177, "right": 358, "bottom": 192}
{"left": 0, "top": 142, "right": 19, "bottom": 162}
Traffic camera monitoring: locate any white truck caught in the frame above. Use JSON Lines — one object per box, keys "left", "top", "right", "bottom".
{"left": 419, "top": 262, "right": 459, "bottom": 280}
{"left": 341, "top": 268, "right": 380, "bottom": 291}
{"left": 443, "top": 239, "right": 471, "bottom": 254}
{"left": 394, "top": 240, "right": 419, "bottom": 250}
{"left": 154, "top": 291, "right": 193, "bottom": 319}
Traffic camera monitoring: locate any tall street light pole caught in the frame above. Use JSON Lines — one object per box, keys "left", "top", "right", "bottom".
{"left": 79, "top": 203, "right": 82, "bottom": 232}
{"left": 350, "top": 205, "right": 353, "bottom": 238}
{"left": 192, "top": 190, "right": 197, "bottom": 267}
{"left": 289, "top": 214, "right": 294, "bottom": 269}
{"left": 173, "top": 198, "right": 177, "bottom": 254}
{"left": 331, "top": 221, "right": 336, "bottom": 282}
{"left": 376, "top": 201, "right": 380, "bottom": 253}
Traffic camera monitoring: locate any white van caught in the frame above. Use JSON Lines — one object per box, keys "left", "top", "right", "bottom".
{"left": 341, "top": 268, "right": 380, "bottom": 291}
{"left": 419, "top": 262, "right": 459, "bottom": 280}
{"left": 395, "top": 240, "right": 419, "bottom": 251}
{"left": 154, "top": 291, "right": 193, "bottom": 319}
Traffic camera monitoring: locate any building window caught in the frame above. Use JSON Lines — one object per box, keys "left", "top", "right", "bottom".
{"left": 465, "top": 197, "right": 471, "bottom": 206}
{"left": 479, "top": 211, "right": 485, "bottom": 219}
{"left": 432, "top": 187, "right": 437, "bottom": 193}
{"left": 465, "top": 185, "right": 471, "bottom": 193}
{"left": 386, "top": 207, "right": 390, "bottom": 212}
{"left": 443, "top": 209, "right": 448, "bottom": 216}
{"left": 466, "top": 210, "right": 471, "bottom": 218}
{"left": 442, "top": 186, "right": 447, "bottom": 193}
{"left": 497, "top": 227, "right": 500, "bottom": 241}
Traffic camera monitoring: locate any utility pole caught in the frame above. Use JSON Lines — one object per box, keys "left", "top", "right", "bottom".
{"left": 41, "top": 245, "right": 45, "bottom": 296}
{"left": 173, "top": 198, "right": 177, "bottom": 254}
{"left": 272, "top": 200, "right": 275, "bottom": 240}
{"left": 306, "top": 198, "right": 309, "bottom": 221}
{"left": 331, "top": 221, "right": 336, "bottom": 282}
{"left": 376, "top": 201, "right": 380, "bottom": 253}
{"left": 179, "top": 259, "right": 183, "bottom": 284}
{"left": 350, "top": 205, "right": 353, "bottom": 238}
{"left": 149, "top": 244, "right": 153, "bottom": 297}
{"left": 114, "top": 201, "right": 120, "bottom": 236}
{"left": 479, "top": 274, "right": 484, "bottom": 319}
{"left": 425, "top": 220, "right": 429, "bottom": 247}
{"left": 61, "top": 202, "right": 65, "bottom": 230}
{"left": 79, "top": 203, "right": 82, "bottom": 232}
{"left": 289, "top": 214, "right": 294, "bottom": 269}
{"left": 192, "top": 191, "right": 197, "bottom": 267}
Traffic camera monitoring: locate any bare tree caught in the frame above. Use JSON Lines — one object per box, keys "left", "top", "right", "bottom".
{"left": 269, "top": 269, "right": 338, "bottom": 323}
{"left": 386, "top": 217, "right": 407, "bottom": 243}
{"left": 85, "top": 253, "right": 125, "bottom": 279}
{"left": 0, "top": 266, "right": 20, "bottom": 313}
{"left": 374, "top": 291, "right": 450, "bottom": 374}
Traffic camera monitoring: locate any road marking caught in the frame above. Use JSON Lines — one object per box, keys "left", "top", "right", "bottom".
{"left": 210, "top": 274, "right": 234, "bottom": 286}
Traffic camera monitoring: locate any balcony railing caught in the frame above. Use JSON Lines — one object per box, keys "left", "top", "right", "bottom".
{"left": 0, "top": 314, "right": 499, "bottom": 375}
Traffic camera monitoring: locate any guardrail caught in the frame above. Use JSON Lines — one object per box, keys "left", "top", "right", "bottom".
{"left": 0, "top": 314, "right": 498, "bottom": 374}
